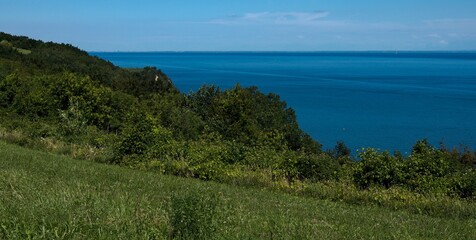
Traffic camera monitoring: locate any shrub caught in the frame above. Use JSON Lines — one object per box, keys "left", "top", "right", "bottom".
{"left": 276, "top": 151, "right": 341, "bottom": 183}
{"left": 294, "top": 153, "right": 340, "bottom": 182}
{"left": 243, "top": 146, "right": 284, "bottom": 170}
{"left": 404, "top": 140, "right": 454, "bottom": 192}
{"left": 450, "top": 169, "right": 476, "bottom": 199}
{"left": 186, "top": 141, "right": 229, "bottom": 181}
{"left": 58, "top": 99, "right": 87, "bottom": 136}
{"left": 330, "top": 141, "right": 353, "bottom": 165}
{"left": 353, "top": 148, "right": 405, "bottom": 189}
{"left": 114, "top": 113, "right": 172, "bottom": 163}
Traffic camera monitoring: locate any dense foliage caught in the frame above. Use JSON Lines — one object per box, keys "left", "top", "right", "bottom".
{"left": 3, "top": 142, "right": 474, "bottom": 239}
{"left": 1, "top": 32, "right": 475, "bottom": 208}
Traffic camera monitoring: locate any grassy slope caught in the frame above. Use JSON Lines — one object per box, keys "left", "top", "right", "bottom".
{"left": 0, "top": 141, "right": 475, "bottom": 239}
{"left": 13, "top": 47, "right": 31, "bottom": 55}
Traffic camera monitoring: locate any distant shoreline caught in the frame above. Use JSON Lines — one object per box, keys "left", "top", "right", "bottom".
{"left": 89, "top": 50, "right": 476, "bottom": 54}
{"left": 90, "top": 51, "right": 476, "bottom": 61}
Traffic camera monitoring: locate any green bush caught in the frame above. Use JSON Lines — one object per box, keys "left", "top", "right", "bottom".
{"left": 276, "top": 151, "right": 341, "bottom": 182}
{"left": 330, "top": 141, "right": 353, "bottom": 165}
{"left": 185, "top": 141, "right": 230, "bottom": 181}
{"left": 294, "top": 153, "right": 340, "bottom": 182}
{"left": 142, "top": 92, "right": 204, "bottom": 140}
{"left": 353, "top": 148, "right": 405, "bottom": 189}
{"left": 0, "top": 73, "right": 20, "bottom": 108}
{"left": 404, "top": 140, "right": 454, "bottom": 192}
{"left": 114, "top": 113, "right": 172, "bottom": 163}
{"left": 58, "top": 99, "right": 87, "bottom": 136}
{"left": 450, "top": 169, "right": 476, "bottom": 199}
{"left": 243, "top": 146, "right": 285, "bottom": 170}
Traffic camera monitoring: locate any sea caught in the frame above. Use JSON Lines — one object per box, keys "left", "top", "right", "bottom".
{"left": 91, "top": 51, "right": 476, "bottom": 154}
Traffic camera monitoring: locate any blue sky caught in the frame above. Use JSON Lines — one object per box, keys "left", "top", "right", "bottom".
{"left": 1, "top": 0, "right": 476, "bottom": 51}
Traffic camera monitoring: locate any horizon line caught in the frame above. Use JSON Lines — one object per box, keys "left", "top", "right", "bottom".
{"left": 88, "top": 50, "right": 476, "bottom": 53}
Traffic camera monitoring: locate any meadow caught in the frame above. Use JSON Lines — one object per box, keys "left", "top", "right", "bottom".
{"left": 1, "top": 141, "right": 475, "bottom": 239}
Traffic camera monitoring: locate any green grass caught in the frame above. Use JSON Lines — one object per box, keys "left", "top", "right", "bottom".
{"left": 13, "top": 47, "right": 31, "bottom": 55}
{"left": 1, "top": 141, "right": 475, "bottom": 239}
{"left": 0, "top": 40, "right": 31, "bottom": 54}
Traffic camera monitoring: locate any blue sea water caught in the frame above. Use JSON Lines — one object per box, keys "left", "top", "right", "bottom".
{"left": 92, "top": 52, "right": 476, "bottom": 154}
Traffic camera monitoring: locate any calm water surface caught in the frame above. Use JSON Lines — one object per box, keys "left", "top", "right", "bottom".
{"left": 92, "top": 52, "right": 476, "bottom": 154}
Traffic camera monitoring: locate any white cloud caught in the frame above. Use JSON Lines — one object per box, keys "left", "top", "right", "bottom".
{"left": 422, "top": 19, "right": 476, "bottom": 32}
{"left": 424, "top": 18, "right": 476, "bottom": 25}
{"left": 209, "top": 11, "right": 329, "bottom": 25}
{"left": 203, "top": 15, "right": 476, "bottom": 50}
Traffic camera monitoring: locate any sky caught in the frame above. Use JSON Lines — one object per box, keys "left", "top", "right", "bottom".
{"left": 1, "top": 0, "right": 476, "bottom": 51}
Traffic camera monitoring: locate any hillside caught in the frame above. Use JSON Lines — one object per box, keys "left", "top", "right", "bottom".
{"left": 1, "top": 32, "right": 476, "bottom": 224}
{"left": 0, "top": 32, "right": 175, "bottom": 96}
{"left": 1, "top": 141, "right": 475, "bottom": 239}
